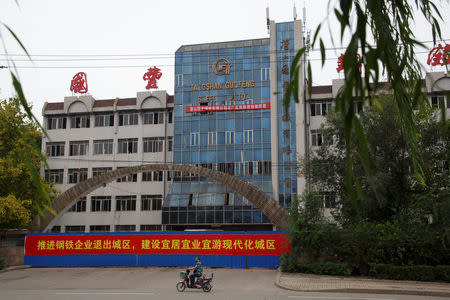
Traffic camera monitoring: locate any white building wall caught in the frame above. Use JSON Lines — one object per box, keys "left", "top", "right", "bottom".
{"left": 42, "top": 91, "right": 174, "bottom": 233}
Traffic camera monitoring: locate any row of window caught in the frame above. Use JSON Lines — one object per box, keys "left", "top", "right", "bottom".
{"left": 53, "top": 224, "right": 162, "bottom": 233}
{"left": 175, "top": 68, "right": 271, "bottom": 88}
{"left": 67, "top": 195, "right": 162, "bottom": 213}
{"left": 46, "top": 137, "right": 172, "bottom": 157}
{"left": 45, "top": 168, "right": 172, "bottom": 184}
{"left": 190, "top": 130, "right": 254, "bottom": 145}
{"left": 47, "top": 110, "right": 173, "bottom": 130}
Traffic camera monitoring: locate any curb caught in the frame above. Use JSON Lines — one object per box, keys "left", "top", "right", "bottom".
{"left": 0, "top": 265, "right": 31, "bottom": 274}
{"left": 275, "top": 272, "right": 450, "bottom": 298}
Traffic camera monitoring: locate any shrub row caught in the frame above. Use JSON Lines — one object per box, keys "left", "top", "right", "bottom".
{"left": 369, "top": 264, "right": 450, "bottom": 282}
{"left": 280, "top": 254, "right": 351, "bottom": 276}
{"left": 0, "top": 255, "right": 4, "bottom": 270}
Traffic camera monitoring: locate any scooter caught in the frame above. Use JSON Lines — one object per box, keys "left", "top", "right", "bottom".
{"left": 176, "top": 269, "right": 213, "bottom": 292}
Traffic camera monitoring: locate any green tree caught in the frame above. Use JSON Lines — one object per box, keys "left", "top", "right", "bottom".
{"left": 286, "top": 0, "right": 448, "bottom": 207}
{"left": 0, "top": 98, "right": 56, "bottom": 229}
{"left": 302, "top": 95, "right": 449, "bottom": 226}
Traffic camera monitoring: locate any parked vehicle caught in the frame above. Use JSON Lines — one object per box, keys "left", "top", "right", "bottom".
{"left": 176, "top": 269, "right": 213, "bottom": 292}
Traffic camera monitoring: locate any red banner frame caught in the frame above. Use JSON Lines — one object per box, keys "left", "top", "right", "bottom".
{"left": 25, "top": 233, "right": 290, "bottom": 256}
{"left": 185, "top": 102, "right": 270, "bottom": 113}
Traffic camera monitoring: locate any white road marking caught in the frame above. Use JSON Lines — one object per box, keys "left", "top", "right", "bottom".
{"left": 288, "top": 296, "right": 393, "bottom": 300}
{"left": 55, "top": 292, "right": 154, "bottom": 295}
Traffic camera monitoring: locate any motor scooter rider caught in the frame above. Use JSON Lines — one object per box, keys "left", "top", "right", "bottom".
{"left": 189, "top": 256, "right": 203, "bottom": 287}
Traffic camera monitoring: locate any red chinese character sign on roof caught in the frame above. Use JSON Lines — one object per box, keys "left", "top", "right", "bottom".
{"left": 143, "top": 66, "right": 162, "bottom": 89}
{"left": 427, "top": 44, "right": 450, "bottom": 67}
{"left": 70, "top": 72, "right": 88, "bottom": 94}
{"left": 336, "top": 53, "right": 362, "bottom": 73}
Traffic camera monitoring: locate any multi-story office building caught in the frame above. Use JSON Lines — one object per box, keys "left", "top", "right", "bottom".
{"left": 163, "top": 20, "right": 306, "bottom": 230}
{"left": 40, "top": 14, "right": 449, "bottom": 232}
{"left": 41, "top": 91, "right": 174, "bottom": 232}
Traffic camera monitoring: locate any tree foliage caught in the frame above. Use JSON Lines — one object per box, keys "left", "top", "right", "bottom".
{"left": 288, "top": 96, "right": 450, "bottom": 274}
{"left": 285, "top": 0, "right": 448, "bottom": 205}
{"left": 0, "top": 98, "right": 56, "bottom": 229}
{"left": 303, "top": 95, "right": 449, "bottom": 225}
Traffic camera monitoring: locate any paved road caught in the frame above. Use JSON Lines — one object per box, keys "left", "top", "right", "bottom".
{"left": 0, "top": 267, "right": 444, "bottom": 300}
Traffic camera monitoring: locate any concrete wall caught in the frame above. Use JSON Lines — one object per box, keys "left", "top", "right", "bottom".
{"left": 0, "top": 246, "right": 24, "bottom": 267}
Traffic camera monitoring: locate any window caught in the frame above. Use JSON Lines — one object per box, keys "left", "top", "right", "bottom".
{"left": 70, "top": 114, "right": 90, "bottom": 128}
{"left": 94, "top": 113, "right": 114, "bottom": 127}
{"left": 92, "top": 167, "right": 112, "bottom": 177}
{"left": 431, "top": 95, "right": 449, "bottom": 108}
{"left": 116, "top": 195, "right": 137, "bottom": 211}
{"left": 142, "top": 171, "right": 163, "bottom": 182}
{"left": 90, "top": 225, "right": 110, "bottom": 232}
{"left": 176, "top": 74, "right": 183, "bottom": 87}
{"left": 140, "top": 225, "right": 162, "bottom": 231}
{"left": 68, "top": 197, "right": 86, "bottom": 212}
{"left": 46, "top": 142, "right": 65, "bottom": 157}
{"left": 51, "top": 226, "right": 61, "bottom": 233}
{"left": 167, "top": 110, "right": 173, "bottom": 123}
{"left": 167, "top": 136, "right": 173, "bottom": 151}
{"left": 143, "top": 137, "right": 164, "bottom": 153}
{"left": 261, "top": 67, "right": 270, "bottom": 81}
{"left": 208, "top": 132, "right": 216, "bottom": 145}
{"left": 141, "top": 195, "right": 163, "bottom": 211}
{"left": 118, "top": 138, "right": 138, "bottom": 154}
{"left": 354, "top": 101, "right": 363, "bottom": 113}
{"left": 119, "top": 111, "right": 138, "bottom": 126}
{"left": 115, "top": 225, "right": 136, "bottom": 232}
{"left": 68, "top": 168, "right": 88, "bottom": 184}
{"left": 310, "top": 101, "right": 333, "bottom": 116}
{"left": 91, "top": 196, "right": 111, "bottom": 212}
{"left": 116, "top": 168, "right": 137, "bottom": 182}
{"left": 65, "top": 225, "right": 85, "bottom": 233}
{"left": 47, "top": 116, "right": 66, "bottom": 130}
{"left": 225, "top": 131, "right": 234, "bottom": 144}
{"left": 93, "top": 139, "right": 113, "bottom": 155}
{"left": 143, "top": 111, "right": 164, "bottom": 124}
{"left": 323, "top": 192, "right": 337, "bottom": 208}
{"left": 244, "top": 130, "right": 253, "bottom": 144}
{"left": 69, "top": 141, "right": 89, "bottom": 156}
{"left": 45, "top": 169, "right": 63, "bottom": 184}
{"left": 190, "top": 132, "right": 199, "bottom": 145}
{"left": 263, "top": 161, "right": 272, "bottom": 175}
{"left": 311, "top": 129, "right": 323, "bottom": 146}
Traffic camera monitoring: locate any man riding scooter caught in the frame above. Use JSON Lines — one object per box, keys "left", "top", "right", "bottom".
{"left": 189, "top": 256, "right": 203, "bottom": 287}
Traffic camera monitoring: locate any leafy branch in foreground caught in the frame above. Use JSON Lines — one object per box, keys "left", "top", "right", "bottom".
{"left": 1, "top": 7, "right": 55, "bottom": 226}
{"left": 285, "top": 0, "right": 448, "bottom": 216}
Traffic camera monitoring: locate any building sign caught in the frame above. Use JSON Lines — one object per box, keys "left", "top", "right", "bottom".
{"left": 25, "top": 233, "right": 290, "bottom": 256}
{"left": 186, "top": 102, "right": 271, "bottom": 113}
{"left": 427, "top": 44, "right": 450, "bottom": 67}
{"left": 70, "top": 72, "right": 88, "bottom": 94}
{"left": 336, "top": 53, "right": 362, "bottom": 73}
{"left": 212, "top": 58, "right": 232, "bottom": 75}
{"left": 143, "top": 66, "right": 162, "bottom": 89}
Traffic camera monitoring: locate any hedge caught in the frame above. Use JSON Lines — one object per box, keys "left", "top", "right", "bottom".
{"left": 369, "top": 264, "right": 450, "bottom": 282}
{"left": 280, "top": 255, "right": 351, "bottom": 276}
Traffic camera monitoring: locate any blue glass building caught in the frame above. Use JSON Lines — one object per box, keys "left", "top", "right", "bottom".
{"left": 163, "top": 20, "right": 306, "bottom": 231}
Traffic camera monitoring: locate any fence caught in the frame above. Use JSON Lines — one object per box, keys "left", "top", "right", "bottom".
{"left": 24, "top": 231, "right": 290, "bottom": 268}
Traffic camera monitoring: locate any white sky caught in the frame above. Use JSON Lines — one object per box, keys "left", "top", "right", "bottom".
{"left": 1, "top": 0, "right": 449, "bottom": 123}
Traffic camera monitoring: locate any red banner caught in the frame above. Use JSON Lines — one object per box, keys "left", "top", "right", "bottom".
{"left": 185, "top": 102, "right": 270, "bottom": 113}
{"left": 25, "top": 233, "right": 290, "bottom": 256}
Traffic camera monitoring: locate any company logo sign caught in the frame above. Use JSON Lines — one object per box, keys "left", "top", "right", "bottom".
{"left": 212, "top": 58, "right": 232, "bottom": 75}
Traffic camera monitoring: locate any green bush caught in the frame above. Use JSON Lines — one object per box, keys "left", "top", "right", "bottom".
{"left": 280, "top": 254, "right": 351, "bottom": 276}
{"left": 0, "top": 255, "right": 4, "bottom": 270}
{"left": 369, "top": 264, "right": 450, "bottom": 282}
{"left": 436, "top": 266, "right": 450, "bottom": 282}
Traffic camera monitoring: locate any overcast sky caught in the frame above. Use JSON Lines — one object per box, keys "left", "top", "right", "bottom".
{"left": 1, "top": 0, "right": 449, "bottom": 122}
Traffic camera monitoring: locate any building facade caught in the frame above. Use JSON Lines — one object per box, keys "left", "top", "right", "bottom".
{"left": 163, "top": 20, "right": 305, "bottom": 230}
{"left": 40, "top": 16, "right": 449, "bottom": 232}
{"left": 41, "top": 91, "right": 174, "bottom": 232}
